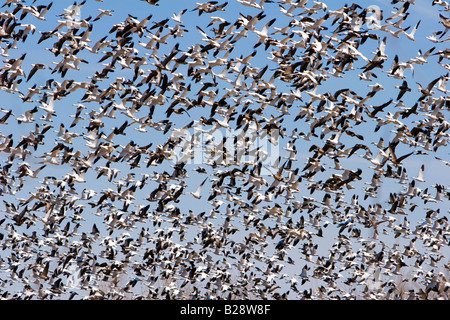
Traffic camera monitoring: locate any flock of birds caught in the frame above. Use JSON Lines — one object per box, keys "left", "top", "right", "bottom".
{"left": 0, "top": 0, "right": 449, "bottom": 300}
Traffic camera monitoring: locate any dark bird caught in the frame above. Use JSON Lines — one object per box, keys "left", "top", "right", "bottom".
{"left": 395, "top": 81, "right": 411, "bottom": 101}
